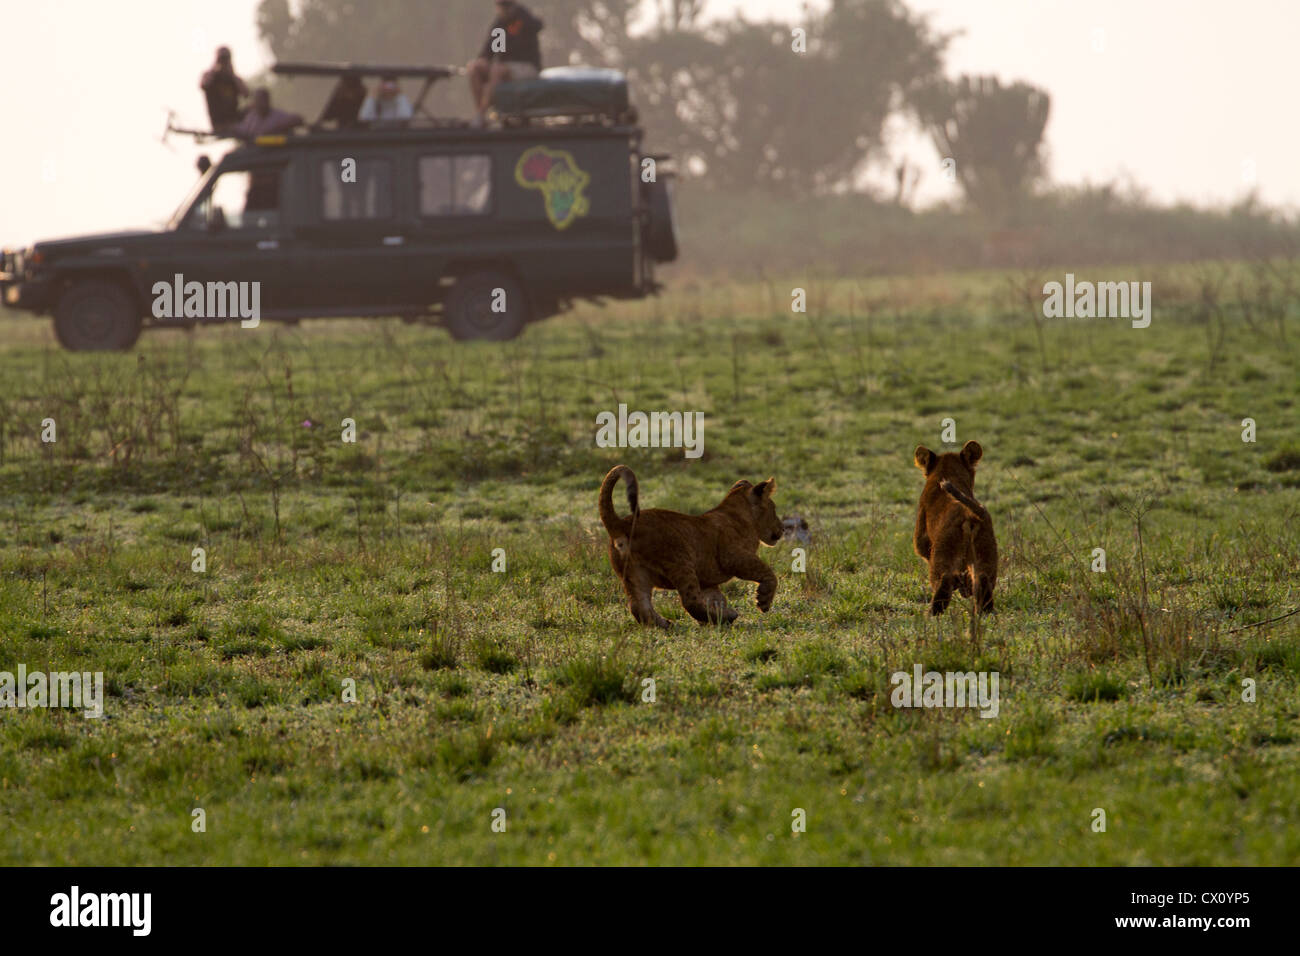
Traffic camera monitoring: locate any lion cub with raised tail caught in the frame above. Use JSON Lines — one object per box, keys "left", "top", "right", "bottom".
{"left": 913, "top": 440, "right": 998, "bottom": 616}
{"left": 598, "top": 464, "right": 783, "bottom": 628}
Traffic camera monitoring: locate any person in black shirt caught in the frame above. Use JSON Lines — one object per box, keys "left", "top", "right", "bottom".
{"left": 200, "top": 46, "right": 249, "bottom": 134}
{"left": 316, "top": 74, "right": 367, "bottom": 129}
{"left": 467, "top": 0, "right": 544, "bottom": 126}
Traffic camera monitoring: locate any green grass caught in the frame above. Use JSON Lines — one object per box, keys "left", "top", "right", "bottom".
{"left": 0, "top": 264, "right": 1298, "bottom": 864}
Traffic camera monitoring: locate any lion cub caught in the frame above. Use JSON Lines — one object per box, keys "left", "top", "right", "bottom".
{"left": 598, "top": 464, "right": 783, "bottom": 628}
{"left": 913, "top": 440, "right": 998, "bottom": 616}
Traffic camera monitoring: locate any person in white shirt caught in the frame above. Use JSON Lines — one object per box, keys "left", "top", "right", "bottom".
{"left": 360, "top": 76, "right": 414, "bottom": 125}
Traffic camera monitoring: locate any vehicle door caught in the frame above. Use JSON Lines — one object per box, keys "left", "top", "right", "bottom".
{"left": 158, "top": 158, "right": 300, "bottom": 323}
{"left": 406, "top": 150, "right": 496, "bottom": 295}
{"left": 294, "top": 150, "right": 413, "bottom": 310}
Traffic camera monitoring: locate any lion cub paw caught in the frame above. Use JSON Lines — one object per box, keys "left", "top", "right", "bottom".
{"left": 704, "top": 589, "right": 739, "bottom": 625}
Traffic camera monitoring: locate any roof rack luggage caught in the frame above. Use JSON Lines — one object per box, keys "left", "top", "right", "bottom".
{"left": 492, "top": 67, "right": 632, "bottom": 122}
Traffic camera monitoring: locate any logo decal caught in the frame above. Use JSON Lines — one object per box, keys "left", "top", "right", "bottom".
{"left": 515, "top": 146, "right": 591, "bottom": 231}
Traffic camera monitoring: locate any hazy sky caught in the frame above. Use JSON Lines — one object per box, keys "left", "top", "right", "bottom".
{"left": 1, "top": 0, "right": 1295, "bottom": 246}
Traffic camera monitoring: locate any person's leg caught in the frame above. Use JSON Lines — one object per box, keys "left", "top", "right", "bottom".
{"left": 482, "top": 61, "right": 513, "bottom": 115}
{"left": 467, "top": 59, "right": 489, "bottom": 117}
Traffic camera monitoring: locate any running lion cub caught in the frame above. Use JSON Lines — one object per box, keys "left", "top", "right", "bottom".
{"left": 913, "top": 440, "right": 998, "bottom": 616}
{"left": 598, "top": 464, "right": 783, "bottom": 628}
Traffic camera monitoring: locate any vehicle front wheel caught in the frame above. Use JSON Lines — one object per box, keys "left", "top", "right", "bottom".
{"left": 53, "top": 280, "right": 142, "bottom": 351}
{"left": 443, "top": 271, "right": 530, "bottom": 342}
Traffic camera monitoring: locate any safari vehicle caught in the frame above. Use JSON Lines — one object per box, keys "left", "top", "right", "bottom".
{"left": 0, "top": 63, "right": 678, "bottom": 350}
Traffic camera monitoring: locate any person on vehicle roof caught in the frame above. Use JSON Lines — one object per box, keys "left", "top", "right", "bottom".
{"left": 317, "top": 74, "right": 367, "bottom": 129}
{"left": 467, "top": 0, "right": 544, "bottom": 127}
{"left": 234, "top": 88, "right": 304, "bottom": 138}
{"left": 200, "top": 46, "right": 249, "bottom": 134}
{"left": 360, "top": 75, "right": 414, "bottom": 126}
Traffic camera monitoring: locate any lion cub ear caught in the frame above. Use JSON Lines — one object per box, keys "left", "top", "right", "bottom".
{"left": 730, "top": 479, "right": 754, "bottom": 495}
{"left": 753, "top": 478, "right": 776, "bottom": 500}
{"left": 961, "top": 440, "right": 984, "bottom": 466}
{"left": 914, "top": 445, "right": 936, "bottom": 472}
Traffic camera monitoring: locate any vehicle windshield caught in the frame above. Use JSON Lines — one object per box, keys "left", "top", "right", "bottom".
{"left": 167, "top": 161, "right": 219, "bottom": 231}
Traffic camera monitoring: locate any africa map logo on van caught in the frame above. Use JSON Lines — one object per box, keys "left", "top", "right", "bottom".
{"left": 515, "top": 145, "right": 591, "bottom": 230}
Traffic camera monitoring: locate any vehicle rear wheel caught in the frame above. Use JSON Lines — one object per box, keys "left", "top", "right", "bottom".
{"left": 53, "top": 280, "right": 142, "bottom": 351}
{"left": 443, "top": 271, "right": 530, "bottom": 342}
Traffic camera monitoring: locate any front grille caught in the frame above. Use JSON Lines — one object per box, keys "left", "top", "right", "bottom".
{"left": 0, "top": 249, "right": 27, "bottom": 283}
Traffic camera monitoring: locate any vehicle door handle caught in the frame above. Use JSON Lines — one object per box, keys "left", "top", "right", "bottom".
{"left": 257, "top": 240, "right": 280, "bottom": 251}
{"left": 382, "top": 236, "right": 405, "bottom": 246}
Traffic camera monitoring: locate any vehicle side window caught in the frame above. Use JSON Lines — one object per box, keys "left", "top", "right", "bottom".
{"left": 419, "top": 155, "right": 491, "bottom": 216}
{"left": 320, "top": 158, "right": 393, "bottom": 221}
{"left": 185, "top": 168, "right": 283, "bottom": 231}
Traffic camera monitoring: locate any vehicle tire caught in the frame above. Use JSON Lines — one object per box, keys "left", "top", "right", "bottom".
{"left": 52, "top": 280, "right": 142, "bottom": 351}
{"left": 644, "top": 178, "right": 678, "bottom": 264}
{"left": 443, "top": 271, "right": 530, "bottom": 342}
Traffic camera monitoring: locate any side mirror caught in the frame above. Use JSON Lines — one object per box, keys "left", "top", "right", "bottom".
{"left": 197, "top": 155, "right": 212, "bottom": 176}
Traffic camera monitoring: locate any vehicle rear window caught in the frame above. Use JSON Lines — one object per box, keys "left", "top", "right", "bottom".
{"left": 320, "top": 158, "right": 393, "bottom": 220}
{"left": 419, "top": 155, "right": 491, "bottom": 216}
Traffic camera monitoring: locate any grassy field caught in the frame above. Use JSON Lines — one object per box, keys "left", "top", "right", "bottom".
{"left": 0, "top": 265, "right": 1298, "bottom": 865}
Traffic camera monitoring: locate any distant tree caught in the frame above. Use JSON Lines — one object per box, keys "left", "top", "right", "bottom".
{"left": 919, "top": 74, "right": 1051, "bottom": 212}
{"left": 628, "top": 0, "right": 946, "bottom": 194}
{"left": 656, "top": 0, "right": 706, "bottom": 31}
{"left": 543, "top": 0, "right": 640, "bottom": 67}
{"left": 257, "top": 0, "right": 480, "bottom": 66}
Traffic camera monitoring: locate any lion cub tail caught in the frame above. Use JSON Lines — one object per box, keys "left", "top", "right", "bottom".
{"left": 599, "top": 465, "right": 640, "bottom": 537}
{"left": 939, "top": 479, "right": 989, "bottom": 522}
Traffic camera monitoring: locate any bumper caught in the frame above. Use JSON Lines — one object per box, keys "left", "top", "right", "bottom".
{"left": 0, "top": 274, "right": 56, "bottom": 312}
{"left": 0, "top": 251, "right": 56, "bottom": 310}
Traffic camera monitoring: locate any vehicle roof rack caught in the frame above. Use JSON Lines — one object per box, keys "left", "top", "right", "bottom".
{"left": 162, "top": 110, "right": 222, "bottom": 144}
{"left": 271, "top": 62, "right": 457, "bottom": 79}
{"left": 272, "top": 61, "right": 462, "bottom": 123}
{"left": 162, "top": 61, "right": 637, "bottom": 146}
